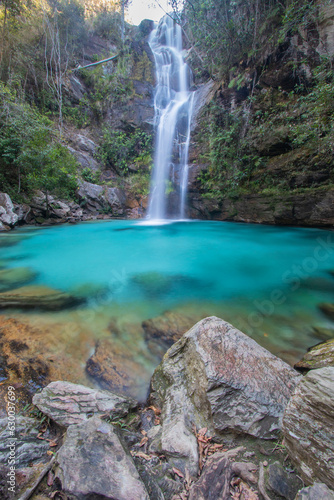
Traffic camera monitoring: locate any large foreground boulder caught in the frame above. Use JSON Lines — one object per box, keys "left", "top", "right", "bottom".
{"left": 150, "top": 317, "right": 301, "bottom": 474}
{"left": 282, "top": 366, "right": 334, "bottom": 488}
{"left": 33, "top": 381, "right": 137, "bottom": 427}
{"left": 56, "top": 416, "right": 149, "bottom": 500}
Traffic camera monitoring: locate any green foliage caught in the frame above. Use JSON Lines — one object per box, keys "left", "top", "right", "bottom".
{"left": 96, "top": 127, "right": 152, "bottom": 176}
{"left": 81, "top": 167, "right": 100, "bottom": 183}
{"left": 92, "top": 10, "right": 122, "bottom": 42}
{"left": 278, "top": 0, "right": 318, "bottom": 43}
{"left": 291, "top": 57, "right": 334, "bottom": 150}
{"left": 182, "top": 0, "right": 284, "bottom": 77}
{"left": 197, "top": 101, "right": 259, "bottom": 199}
{"left": 0, "top": 81, "right": 78, "bottom": 201}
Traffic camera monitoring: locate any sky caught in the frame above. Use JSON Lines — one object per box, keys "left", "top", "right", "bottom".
{"left": 126, "top": 0, "right": 170, "bottom": 25}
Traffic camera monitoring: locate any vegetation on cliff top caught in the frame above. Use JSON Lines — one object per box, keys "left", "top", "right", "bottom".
{"left": 0, "top": 0, "right": 152, "bottom": 204}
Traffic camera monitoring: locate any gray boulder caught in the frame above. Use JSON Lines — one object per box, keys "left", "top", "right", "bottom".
{"left": 150, "top": 316, "right": 301, "bottom": 474}
{"left": 0, "top": 193, "right": 18, "bottom": 227}
{"left": 77, "top": 180, "right": 126, "bottom": 215}
{"left": 295, "top": 482, "right": 334, "bottom": 499}
{"left": 33, "top": 381, "right": 137, "bottom": 427}
{"left": 57, "top": 416, "right": 149, "bottom": 500}
{"left": 282, "top": 367, "right": 334, "bottom": 488}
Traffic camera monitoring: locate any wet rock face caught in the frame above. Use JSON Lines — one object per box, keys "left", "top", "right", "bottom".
{"left": 33, "top": 381, "right": 137, "bottom": 427}
{"left": 282, "top": 367, "right": 334, "bottom": 488}
{"left": 77, "top": 180, "right": 126, "bottom": 215}
{"left": 188, "top": 188, "right": 334, "bottom": 227}
{"left": 149, "top": 316, "right": 301, "bottom": 475}
{"left": 56, "top": 416, "right": 150, "bottom": 500}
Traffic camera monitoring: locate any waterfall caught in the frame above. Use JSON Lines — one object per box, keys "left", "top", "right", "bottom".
{"left": 147, "top": 15, "right": 195, "bottom": 221}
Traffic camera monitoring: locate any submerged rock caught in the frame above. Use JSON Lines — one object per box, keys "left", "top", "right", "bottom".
{"left": 294, "top": 339, "right": 334, "bottom": 371}
{"left": 319, "top": 302, "right": 334, "bottom": 320}
{"left": 56, "top": 416, "right": 149, "bottom": 500}
{"left": 150, "top": 316, "right": 301, "bottom": 474}
{"left": 131, "top": 271, "right": 174, "bottom": 297}
{"left": 0, "top": 316, "right": 89, "bottom": 414}
{"left": 0, "top": 285, "right": 79, "bottom": 310}
{"left": 282, "top": 367, "right": 334, "bottom": 488}
{"left": 0, "top": 266, "right": 37, "bottom": 291}
{"left": 312, "top": 325, "right": 334, "bottom": 341}
{"left": 33, "top": 381, "right": 137, "bottom": 427}
{"left": 86, "top": 338, "right": 151, "bottom": 400}
{"left": 142, "top": 310, "right": 197, "bottom": 346}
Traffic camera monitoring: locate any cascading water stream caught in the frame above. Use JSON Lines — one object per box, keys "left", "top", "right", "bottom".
{"left": 147, "top": 15, "right": 195, "bottom": 221}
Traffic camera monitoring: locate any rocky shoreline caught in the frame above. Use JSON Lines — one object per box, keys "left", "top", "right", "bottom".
{"left": 0, "top": 316, "right": 333, "bottom": 500}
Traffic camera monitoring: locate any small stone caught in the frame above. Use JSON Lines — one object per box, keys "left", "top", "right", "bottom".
{"left": 263, "top": 461, "right": 268, "bottom": 467}
{"left": 268, "top": 461, "right": 302, "bottom": 499}
{"left": 33, "top": 381, "right": 137, "bottom": 427}
{"left": 295, "top": 482, "right": 334, "bottom": 499}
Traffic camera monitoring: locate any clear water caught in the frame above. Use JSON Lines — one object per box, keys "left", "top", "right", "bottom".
{"left": 1, "top": 219, "right": 334, "bottom": 400}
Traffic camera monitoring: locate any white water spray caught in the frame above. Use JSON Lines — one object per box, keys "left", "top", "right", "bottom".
{"left": 147, "top": 15, "right": 195, "bottom": 221}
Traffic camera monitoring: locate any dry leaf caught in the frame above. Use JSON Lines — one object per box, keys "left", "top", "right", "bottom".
{"left": 198, "top": 427, "right": 207, "bottom": 436}
{"left": 48, "top": 440, "right": 58, "bottom": 447}
{"left": 141, "top": 430, "right": 147, "bottom": 436}
{"left": 47, "top": 450, "right": 55, "bottom": 456}
{"left": 37, "top": 433, "right": 45, "bottom": 440}
{"left": 134, "top": 452, "right": 152, "bottom": 460}
{"left": 148, "top": 405, "right": 161, "bottom": 415}
{"left": 139, "top": 436, "right": 148, "bottom": 447}
{"left": 172, "top": 467, "right": 184, "bottom": 478}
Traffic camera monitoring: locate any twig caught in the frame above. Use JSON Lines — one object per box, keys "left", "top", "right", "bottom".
{"left": 258, "top": 462, "right": 272, "bottom": 500}
{"left": 18, "top": 456, "right": 56, "bottom": 500}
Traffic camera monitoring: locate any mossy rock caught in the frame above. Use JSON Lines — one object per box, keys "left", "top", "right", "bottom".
{"left": 0, "top": 267, "right": 37, "bottom": 291}
{"left": 0, "top": 285, "right": 81, "bottom": 310}
{"left": 131, "top": 272, "right": 174, "bottom": 297}
{"left": 0, "top": 234, "right": 26, "bottom": 248}
{"left": 68, "top": 282, "right": 109, "bottom": 300}
{"left": 294, "top": 339, "right": 334, "bottom": 372}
